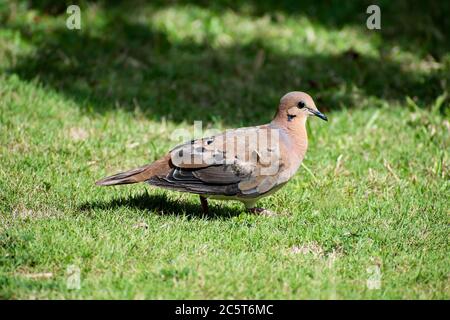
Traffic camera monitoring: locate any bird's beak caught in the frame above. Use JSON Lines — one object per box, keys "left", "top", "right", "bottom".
{"left": 309, "top": 108, "right": 328, "bottom": 121}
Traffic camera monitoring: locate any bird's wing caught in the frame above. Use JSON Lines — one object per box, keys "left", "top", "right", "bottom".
{"left": 148, "top": 126, "right": 285, "bottom": 197}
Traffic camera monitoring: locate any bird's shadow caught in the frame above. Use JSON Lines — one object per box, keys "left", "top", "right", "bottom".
{"left": 78, "top": 191, "right": 243, "bottom": 220}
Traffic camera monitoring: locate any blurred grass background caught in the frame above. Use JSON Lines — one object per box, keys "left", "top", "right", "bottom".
{"left": 0, "top": 0, "right": 448, "bottom": 299}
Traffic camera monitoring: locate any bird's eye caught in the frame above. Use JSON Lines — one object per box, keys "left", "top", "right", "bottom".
{"left": 297, "top": 101, "right": 306, "bottom": 108}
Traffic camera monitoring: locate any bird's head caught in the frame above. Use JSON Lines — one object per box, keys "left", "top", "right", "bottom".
{"left": 276, "top": 91, "right": 328, "bottom": 123}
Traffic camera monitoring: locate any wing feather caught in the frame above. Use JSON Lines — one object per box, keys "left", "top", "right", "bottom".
{"left": 148, "top": 126, "right": 285, "bottom": 197}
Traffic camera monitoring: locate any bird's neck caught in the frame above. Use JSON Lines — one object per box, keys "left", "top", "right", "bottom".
{"left": 271, "top": 114, "right": 308, "bottom": 160}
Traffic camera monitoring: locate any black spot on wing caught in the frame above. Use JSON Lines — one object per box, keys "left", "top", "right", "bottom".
{"left": 195, "top": 146, "right": 206, "bottom": 153}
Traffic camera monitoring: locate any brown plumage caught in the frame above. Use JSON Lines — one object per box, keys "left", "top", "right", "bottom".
{"left": 96, "top": 91, "right": 327, "bottom": 214}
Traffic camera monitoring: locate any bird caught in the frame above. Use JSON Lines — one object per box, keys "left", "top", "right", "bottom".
{"left": 96, "top": 91, "right": 327, "bottom": 214}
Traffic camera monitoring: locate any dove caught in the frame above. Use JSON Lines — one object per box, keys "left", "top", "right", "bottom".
{"left": 96, "top": 91, "right": 327, "bottom": 214}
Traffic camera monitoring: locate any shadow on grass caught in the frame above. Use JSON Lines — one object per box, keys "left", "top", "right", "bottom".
{"left": 172, "top": 0, "right": 450, "bottom": 60}
{"left": 26, "top": 0, "right": 450, "bottom": 60}
{"left": 8, "top": 18, "right": 447, "bottom": 126}
{"left": 78, "top": 191, "right": 243, "bottom": 219}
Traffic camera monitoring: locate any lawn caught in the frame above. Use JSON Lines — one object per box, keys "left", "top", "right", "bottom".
{"left": 0, "top": 0, "right": 449, "bottom": 299}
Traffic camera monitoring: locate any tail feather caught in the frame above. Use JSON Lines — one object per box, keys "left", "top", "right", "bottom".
{"left": 96, "top": 154, "right": 172, "bottom": 186}
{"left": 95, "top": 165, "right": 150, "bottom": 186}
{"left": 95, "top": 166, "right": 148, "bottom": 186}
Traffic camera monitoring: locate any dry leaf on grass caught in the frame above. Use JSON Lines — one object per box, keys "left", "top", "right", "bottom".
{"left": 69, "top": 127, "right": 89, "bottom": 141}
{"left": 133, "top": 222, "right": 149, "bottom": 229}
{"left": 290, "top": 242, "right": 324, "bottom": 257}
{"left": 21, "top": 272, "right": 53, "bottom": 279}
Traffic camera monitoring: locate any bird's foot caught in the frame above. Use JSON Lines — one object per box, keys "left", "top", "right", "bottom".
{"left": 248, "top": 207, "right": 277, "bottom": 217}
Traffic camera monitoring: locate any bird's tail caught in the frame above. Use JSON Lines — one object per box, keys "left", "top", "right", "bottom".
{"left": 95, "top": 165, "right": 152, "bottom": 186}
{"left": 95, "top": 154, "right": 172, "bottom": 186}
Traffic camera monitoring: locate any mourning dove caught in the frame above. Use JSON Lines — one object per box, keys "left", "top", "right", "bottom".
{"left": 96, "top": 92, "right": 327, "bottom": 214}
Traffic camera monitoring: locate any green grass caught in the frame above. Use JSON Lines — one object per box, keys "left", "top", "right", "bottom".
{"left": 0, "top": 0, "right": 449, "bottom": 299}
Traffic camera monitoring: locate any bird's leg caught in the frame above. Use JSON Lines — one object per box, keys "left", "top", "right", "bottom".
{"left": 199, "top": 195, "right": 209, "bottom": 214}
